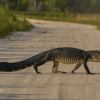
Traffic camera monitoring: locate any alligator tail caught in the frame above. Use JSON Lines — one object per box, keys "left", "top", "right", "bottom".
{"left": 0, "top": 51, "right": 50, "bottom": 72}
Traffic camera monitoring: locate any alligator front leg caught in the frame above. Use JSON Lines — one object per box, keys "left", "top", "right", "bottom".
{"left": 72, "top": 56, "right": 94, "bottom": 74}
{"left": 72, "top": 63, "right": 82, "bottom": 73}
{"left": 83, "top": 56, "right": 94, "bottom": 74}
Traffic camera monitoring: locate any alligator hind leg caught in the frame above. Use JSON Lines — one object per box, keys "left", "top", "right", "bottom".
{"left": 72, "top": 63, "right": 82, "bottom": 73}
{"left": 33, "top": 60, "right": 47, "bottom": 74}
{"left": 34, "top": 65, "right": 41, "bottom": 74}
{"left": 33, "top": 53, "right": 49, "bottom": 74}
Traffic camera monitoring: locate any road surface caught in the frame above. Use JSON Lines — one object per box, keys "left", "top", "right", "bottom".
{"left": 0, "top": 19, "right": 100, "bottom": 100}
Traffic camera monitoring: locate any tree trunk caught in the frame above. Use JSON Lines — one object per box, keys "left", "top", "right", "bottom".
{"left": 28, "top": 0, "right": 45, "bottom": 13}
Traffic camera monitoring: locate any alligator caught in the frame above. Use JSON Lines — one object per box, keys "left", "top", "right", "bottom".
{"left": 72, "top": 50, "right": 100, "bottom": 73}
{"left": 0, "top": 47, "right": 93, "bottom": 74}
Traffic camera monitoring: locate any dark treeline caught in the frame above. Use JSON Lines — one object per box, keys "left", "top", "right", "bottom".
{"left": 0, "top": 0, "right": 100, "bottom": 13}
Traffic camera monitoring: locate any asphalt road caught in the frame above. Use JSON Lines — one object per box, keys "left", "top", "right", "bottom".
{"left": 0, "top": 19, "right": 100, "bottom": 100}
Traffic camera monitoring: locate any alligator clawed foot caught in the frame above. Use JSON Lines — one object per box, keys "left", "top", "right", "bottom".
{"left": 52, "top": 70, "right": 67, "bottom": 74}
{"left": 71, "top": 71, "right": 75, "bottom": 73}
{"left": 37, "top": 72, "right": 42, "bottom": 74}
{"left": 87, "top": 72, "right": 95, "bottom": 75}
{"left": 57, "top": 70, "right": 67, "bottom": 73}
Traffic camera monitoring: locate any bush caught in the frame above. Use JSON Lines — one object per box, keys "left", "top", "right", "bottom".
{"left": 0, "top": 7, "right": 32, "bottom": 38}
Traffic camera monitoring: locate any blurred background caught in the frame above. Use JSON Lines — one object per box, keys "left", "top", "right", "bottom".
{"left": 0, "top": 0, "right": 100, "bottom": 37}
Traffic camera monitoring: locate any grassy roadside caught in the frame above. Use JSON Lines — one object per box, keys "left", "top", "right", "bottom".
{"left": 24, "top": 12, "right": 100, "bottom": 29}
{"left": 0, "top": 7, "right": 33, "bottom": 38}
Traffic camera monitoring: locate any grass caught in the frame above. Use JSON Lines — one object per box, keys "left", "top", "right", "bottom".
{"left": 67, "top": 14, "right": 100, "bottom": 29}
{"left": 0, "top": 7, "right": 33, "bottom": 38}
{"left": 25, "top": 12, "right": 100, "bottom": 29}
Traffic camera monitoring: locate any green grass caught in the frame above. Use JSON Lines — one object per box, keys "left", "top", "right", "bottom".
{"left": 66, "top": 14, "right": 100, "bottom": 29}
{"left": 0, "top": 7, "right": 33, "bottom": 38}
{"left": 25, "top": 12, "right": 100, "bottom": 29}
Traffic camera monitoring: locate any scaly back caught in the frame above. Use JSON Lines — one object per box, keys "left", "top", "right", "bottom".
{"left": 49, "top": 47, "right": 91, "bottom": 64}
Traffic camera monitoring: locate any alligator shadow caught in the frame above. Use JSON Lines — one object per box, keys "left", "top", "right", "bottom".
{"left": 38, "top": 72, "right": 100, "bottom": 75}
{"left": 0, "top": 93, "right": 50, "bottom": 100}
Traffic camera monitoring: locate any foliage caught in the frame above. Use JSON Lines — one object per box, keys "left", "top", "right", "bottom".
{"left": 4, "top": 0, "right": 28, "bottom": 11}
{"left": 1, "top": 0, "right": 100, "bottom": 13}
{"left": 30, "top": 0, "right": 100, "bottom": 13}
{"left": 0, "top": 7, "right": 32, "bottom": 37}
